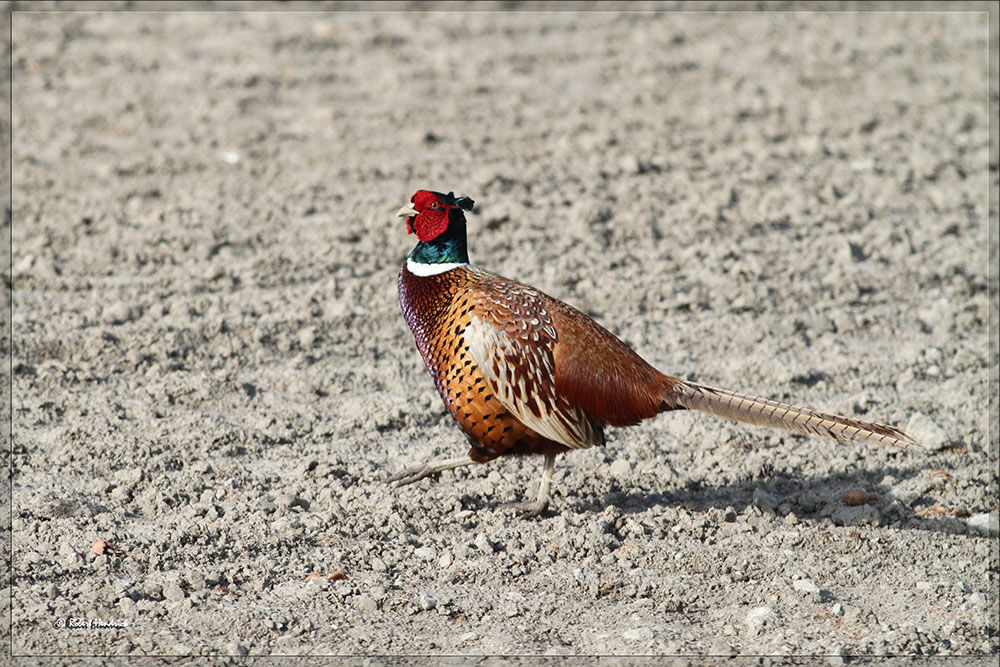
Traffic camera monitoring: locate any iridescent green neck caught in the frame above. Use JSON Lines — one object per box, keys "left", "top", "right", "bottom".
{"left": 408, "top": 215, "right": 469, "bottom": 265}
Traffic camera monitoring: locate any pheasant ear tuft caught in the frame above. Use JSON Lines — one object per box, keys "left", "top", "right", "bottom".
{"left": 455, "top": 196, "right": 475, "bottom": 212}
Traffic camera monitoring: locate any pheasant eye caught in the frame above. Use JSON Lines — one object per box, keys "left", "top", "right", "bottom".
{"left": 429, "top": 201, "right": 440, "bottom": 209}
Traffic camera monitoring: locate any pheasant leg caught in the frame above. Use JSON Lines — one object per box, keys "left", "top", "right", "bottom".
{"left": 505, "top": 453, "right": 556, "bottom": 519}
{"left": 387, "top": 457, "right": 473, "bottom": 487}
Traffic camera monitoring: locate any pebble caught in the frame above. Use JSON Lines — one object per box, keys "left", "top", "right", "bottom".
{"left": 352, "top": 594, "right": 378, "bottom": 612}
{"left": 227, "top": 643, "right": 249, "bottom": 657}
{"left": 793, "top": 578, "right": 821, "bottom": 596}
{"left": 620, "top": 154, "right": 643, "bottom": 175}
{"left": 419, "top": 592, "right": 438, "bottom": 611}
{"left": 104, "top": 301, "right": 138, "bottom": 325}
{"left": 622, "top": 627, "right": 653, "bottom": 642}
{"left": 841, "top": 488, "right": 876, "bottom": 506}
{"left": 414, "top": 546, "right": 437, "bottom": 561}
{"left": 118, "top": 597, "right": 138, "bottom": 617}
{"left": 905, "top": 412, "right": 951, "bottom": 451}
{"left": 746, "top": 606, "right": 776, "bottom": 635}
{"left": 966, "top": 512, "right": 998, "bottom": 536}
{"left": 163, "top": 581, "right": 186, "bottom": 601}
{"left": 710, "top": 637, "right": 737, "bottom": 655}
{"left": 608, "top": 459, "right": 631, "bottom": 478}
{"left": 828, "top": 645, "right": 849, "bottom": 666}
{"left": 831, "top": 503, "right": 880, "bottom": 527}
{"left": 474, "top": 532, "right": 497, "bottom": 553}
{"left": 752, "top": 488, "right": 779, "bottom": 514}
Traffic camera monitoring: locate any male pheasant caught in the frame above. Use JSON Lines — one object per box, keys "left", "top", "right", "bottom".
{"left": 391, "top": 189, "right": 920, "bottom": 517}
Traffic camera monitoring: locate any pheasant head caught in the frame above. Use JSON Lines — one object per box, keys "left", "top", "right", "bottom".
{"left": 398, "top": 190, "right": 475, "bottom": 270}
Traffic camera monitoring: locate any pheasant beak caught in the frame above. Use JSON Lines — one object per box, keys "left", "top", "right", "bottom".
{"left": 396, "top": 204, "right": 418, "bottom": 218}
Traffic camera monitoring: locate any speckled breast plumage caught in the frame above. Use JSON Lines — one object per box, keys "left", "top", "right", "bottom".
{"left": 398, "top": 263, "right": 584, "bottom": 461}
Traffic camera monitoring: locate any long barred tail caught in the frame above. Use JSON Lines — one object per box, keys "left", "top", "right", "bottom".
{"left": 671, "top": 380, "right": 922, "bottom": 450}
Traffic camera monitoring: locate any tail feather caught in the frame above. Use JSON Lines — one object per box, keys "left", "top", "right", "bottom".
{"left": 671, "top": 380, "right": 921, "bottom": 450}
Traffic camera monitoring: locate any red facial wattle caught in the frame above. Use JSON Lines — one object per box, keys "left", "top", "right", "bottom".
{"left": 412, "top": 207, "right": 450, "bottom": 242}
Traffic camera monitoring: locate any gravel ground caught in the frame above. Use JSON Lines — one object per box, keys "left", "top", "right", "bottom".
{"left": 8, "top": 2, "right": 999, "bottom": 660}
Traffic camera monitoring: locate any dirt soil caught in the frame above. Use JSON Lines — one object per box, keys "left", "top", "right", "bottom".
{"left": 8, "top": 3, "right": 999, "bottom": 661}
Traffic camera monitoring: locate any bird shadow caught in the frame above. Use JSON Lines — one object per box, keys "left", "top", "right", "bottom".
{"left": 562, "top": 461, "right": 977, "bottom": 537}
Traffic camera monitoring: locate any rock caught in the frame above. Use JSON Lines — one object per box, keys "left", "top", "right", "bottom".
{"left": 966, "top": 512, "right": 998, "bottom": 536}
{"left": 710, "top": 637, "right": 737, "bottom": 656}
{"left": 163, "top": 581, "right": 186, "bottom": 602}
{"left": 608, "top": 459, "right": 631, "bottom": 478}
{"left": 419, "top": 592, "right": 437, "bottom": 611}
{"left": 622, "top": 627, "right": 653, "bottom": 642}
{"left": 905, "top": 412, "right": 951, "bottom": 451}
{"left": 227, "top": 643, "right": 249, "bottom": 657}
{"left": 352, "top": 594, "right": 378, "bottom": 612}
{"left": 104, "top": 301, "right": 139, "bottom": 325}
{"left": 474, "top": 532, "right": 497, "bottom": 553}
{"left": 828, "top": 645, "right": 849, "bottom": 666}
{"left": 841, "top": 488, "right": 876, "bottom": 506}
{"left": 118, "top": 597, "right": 138, "bottom": 617}
{"left": 746, "top": 606, "right": 776, "bottom": 635}
{"left": 793, "top": 578, "right": 821, "bottom": 596}
{"left": 414, "top": 546, "right": 437, "bottom": 561}
{"left": 752, "top": 488, "right": 779, "bottom": 514}
{"left": 831, "top": 503, "right": 880, "bottom": 527}
{"left": 620, "top": 154, "right": 643, "bottom": 175}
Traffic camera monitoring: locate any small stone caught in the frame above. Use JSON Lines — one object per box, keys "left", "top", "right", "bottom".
{"left": 474, "top": 532, "right": 497, "bottom": 553}
{"left": 227, "top": 643, "right": 249, "bottom": 657}
{"left": 710, "top": 637, "right": 737, "bottom": 656}
{"left": 841, "top": 488, "right": 876, "bottom": 506}
{"left": 828, "top": 645, "right": 849, "bottom": 666}
{"left": 620, "top": 154, "right": 643, "bottom": 175}
{"left": 830, "top": 603, "right": 844, "bottom": 617}
{"left": 186, "top": 570, "right": 207, "bottom": 590}
{"left": 966, "top": 512, "right": 998, "bottom": 536}
{"left": 118, "top": 597, "right": 138, "bottom": 617}
{"left": 163, "top": 581, "right": 186, "bottom": 602}
{"left": 352, "top": 594, "right": 378, "bottom": 612}
{"left": 831, "top": 503, "right": 880, "bottom": 527}
{"left": 297, "top": 326, "right": 317, "bottom": 349}
{"left": 746, "top": 606, "right": 776, "bottom": 635}
{"left": 797, "top": 492, "right": 821, "bottom": 513}
{"left": 609, "top": 459, "right": 631, "bottom": 478}
{"left": 793, "top": 579, "right": 821, "bottom": 596}
{"left": 104, "top": 302, "right": 138, "bottom": 325}
{"left": 905, "top": 412, "right": 951, "bottom": 451}
{"left": 622, "top": 627, "right": 653, "bottom": 641}
{"left": 414, "top": 546, "right": 437, "bottom": 561}
{"left": 968, "top": 592, "right": 986, "bottom": 607}
{"left": 752, "top": 488, "right": 778, "bottom": 514}
{"left": 419, "top": 592, "right": 437, "bottom": 610}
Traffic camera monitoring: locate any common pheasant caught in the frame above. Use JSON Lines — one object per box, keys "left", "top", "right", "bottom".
{"left": 391, "top": 189, "right": 920, "bottom": 517}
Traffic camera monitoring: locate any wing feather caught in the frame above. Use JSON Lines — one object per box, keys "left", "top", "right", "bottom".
{"left": 464, "top": 310, "right": 602, "bottom": 450}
